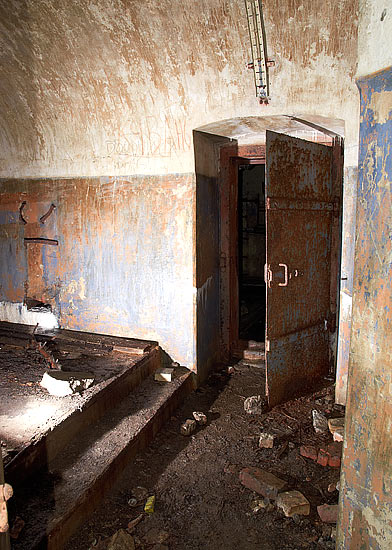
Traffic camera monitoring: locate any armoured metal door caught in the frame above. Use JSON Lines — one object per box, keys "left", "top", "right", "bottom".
{"left": 265, "top": 131, "right": 335, "bottom": 406}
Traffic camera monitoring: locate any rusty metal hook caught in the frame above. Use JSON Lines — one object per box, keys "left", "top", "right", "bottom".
{"left": 40, "top": 203, "right": 56, "bottom": 224}
{"left": 19, "top": 201, "right": 27, "bottom": 224}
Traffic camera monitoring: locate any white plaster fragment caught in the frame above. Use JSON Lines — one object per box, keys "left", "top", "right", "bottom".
{"left": 40, "top": 370, "right": 95, "bottom": 397}
{"left": 154, "top": 368, "right": 174, "bottom": 382}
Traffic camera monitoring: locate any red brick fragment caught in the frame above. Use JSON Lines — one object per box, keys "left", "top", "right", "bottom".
{"left": 300, "top": 445, "right": 318, "bottom": 461}
{"left": 328, "top": 455, "right": 341, "bottom": 468}
{"left": 317, "top": 504, "right": 338, "bottom": 523}
{"left": 327, "top": 442, "right": 342, "bottom": 468}
{"left": 239, "top": 467, "right": 287, "bottom": 499}
{"left": 317, "top": 449, "right": 329, "bottom": 467}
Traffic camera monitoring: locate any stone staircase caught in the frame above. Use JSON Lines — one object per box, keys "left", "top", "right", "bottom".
{"left": 0, "top": 323, "right": 194, "bottom": 549}
{"left": 233, "top": 340, "right": 266, "bottom": 369}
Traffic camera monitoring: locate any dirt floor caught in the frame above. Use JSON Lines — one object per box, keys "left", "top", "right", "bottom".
{"left": 64, "top": 362, "right": 344, "bottom": 550}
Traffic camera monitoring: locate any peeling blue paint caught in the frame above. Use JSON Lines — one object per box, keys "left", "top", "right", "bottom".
{"left": 338, "top": 66, "right": 392, "bottom": 549}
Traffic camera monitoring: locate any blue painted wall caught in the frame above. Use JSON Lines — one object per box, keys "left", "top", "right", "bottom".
{"left": 338, "top": 66, "right": 392, "bottom": 549}
{"left": 0, "top": 175, "right": 195, "bottom": 368}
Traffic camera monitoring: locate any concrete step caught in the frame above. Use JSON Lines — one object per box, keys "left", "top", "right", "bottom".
{"left": 243, "top": 348, "right": 265, "bottom": 361}
{"left": 5, "top": 346, "right": 161, "bottom": 488}
{"left": 233, "top": 341, "right": 265, "bottom": 362}
{"left": 236, "top": 358, "right": 266, "bottom": 370}
{"left": 11, "top": 370, "right": 194, "bottom": 550}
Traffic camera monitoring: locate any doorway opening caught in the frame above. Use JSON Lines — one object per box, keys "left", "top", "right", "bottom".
{"left": 194, "top": 117, "right": 344, "bottom": 401}
{"left": 238, "top": 163, "right": 266, "bottom": 341}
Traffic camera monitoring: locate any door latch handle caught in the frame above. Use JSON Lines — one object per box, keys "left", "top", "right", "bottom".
{"left": 278, "top": 263, "right": 289, "bottom": 287}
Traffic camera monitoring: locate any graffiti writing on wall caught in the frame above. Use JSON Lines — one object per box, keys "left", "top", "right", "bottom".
{"left": 106, "top": 113, "right": 192, "bottom": 158}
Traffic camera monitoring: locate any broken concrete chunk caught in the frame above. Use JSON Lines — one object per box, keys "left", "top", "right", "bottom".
{"left": 192, "top": 411, "right": 207, "bottom": 425}
{"left": 250, "top": 497, "right": 270, "bottom": 513}
{"left": 329, "top": 417, "right": 345, "bottom": 442}
{"left": 276, "top": 491, "right": 310, "bottom": 517}
{"left": 317, "top": 504, "right": 339, "bottom": 523}
{"left": 180, "top": 419, "right": 196, "bottom": 436}
{"left": 333, "top": 428, "right": 344, "bottom": 442}
{"left": 259, "top": 432, "right": 275, "bottom": 448}
{"left": 106, "top": 529, "right": 135, "bottom": 550}
{"left": 154, "top": 368, "right": 174, "bottom": 382}
{"left": 328, "top": 417, "right": 344, "bottom": 434}
{"left": 239, "top": 467, "right": 287, "bottom": 499}
{"left": 40, "top": 370, "right": 94, "bottom": 397}
{"left": 244, "top": 395, "right": 268, "bottom": 415}
{"left": 312, "top": 409, "right": 329, "bottom": 433}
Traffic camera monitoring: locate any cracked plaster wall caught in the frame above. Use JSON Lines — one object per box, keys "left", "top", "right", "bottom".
{"left": 0, "top": 0, "right": 360, "bottom": 368}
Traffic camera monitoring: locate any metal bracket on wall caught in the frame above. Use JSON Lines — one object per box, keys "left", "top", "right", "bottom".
{"left": 244, "top": 0, "right": 272, "bottom": 104}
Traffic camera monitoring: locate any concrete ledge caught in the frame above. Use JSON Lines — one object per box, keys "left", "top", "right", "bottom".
{"left": 12, "top": 371, "right": 194, "bottom": 550}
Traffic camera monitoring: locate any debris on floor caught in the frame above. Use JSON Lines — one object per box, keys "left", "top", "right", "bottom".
{"left": 312, "top": 409, "right": 329, "bottom": 434}
{"left": 144, "top": 495, "right": 156, "bottom": 515}
{"left": 192, "top": 411, "right": 207, "bottom": 425}
{"left": 154, "top": 368, "right": 174, "bottom": 382}
{"left": 300, "top": 441, "right": 342, "bottom": 468}
{"left": 244, "top": 394, "right": 267, "bottom": 414}
{"left": 258, "top": 432, "right": 275, "bottom": 448}
{"left": 317, "top": 504, "right": 339, "bottom": 523}
{"left": 142, "top": 528, "right": 169, "bottom": 545}
{"left": 239, "top": 467, "right": 287, "bottom": 499}
{"left": 9, "top": 516, "right": 25, "bottom": 540}
{"left": 328, "top": 417, "right": 345, "bottom": 442}
{"left": 40, "top": 370, "right": 95, "bottom": 396}
{"left": 127, "top": 513, "right": 144, "bottom": 532}
{"left": 180, "top": 419, "right": 196, "bottom": 436}
{"left": 59, "top": 363, "right": 345, "bottom": 550}
{"left": 95, "top": 528, "right": 135, "bottom": 550}
{"left": 276, "top": 490, "right": 310, "bottom": 517}
{"left": 131, "top": 486, "right": 149, "bottom": 504}
{"left": 33, "top": 341, "right": 62, "bottom": 370}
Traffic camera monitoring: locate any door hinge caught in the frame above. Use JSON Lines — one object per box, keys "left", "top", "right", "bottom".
{"left": 265, "top": 339, "right": 270, "bottom": 352}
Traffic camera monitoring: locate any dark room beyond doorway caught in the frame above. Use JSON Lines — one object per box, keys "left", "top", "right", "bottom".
{"left": 238, "top": 163, "right": 266, "bottom": 341}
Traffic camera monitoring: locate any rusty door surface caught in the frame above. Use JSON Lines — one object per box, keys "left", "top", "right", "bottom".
{"left": 265, "top": 131, "right": 335, "bottom": 406}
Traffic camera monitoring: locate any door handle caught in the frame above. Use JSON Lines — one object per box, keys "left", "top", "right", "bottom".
{"left": 278, "top": 263, "right": 289, "bottom": 287}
